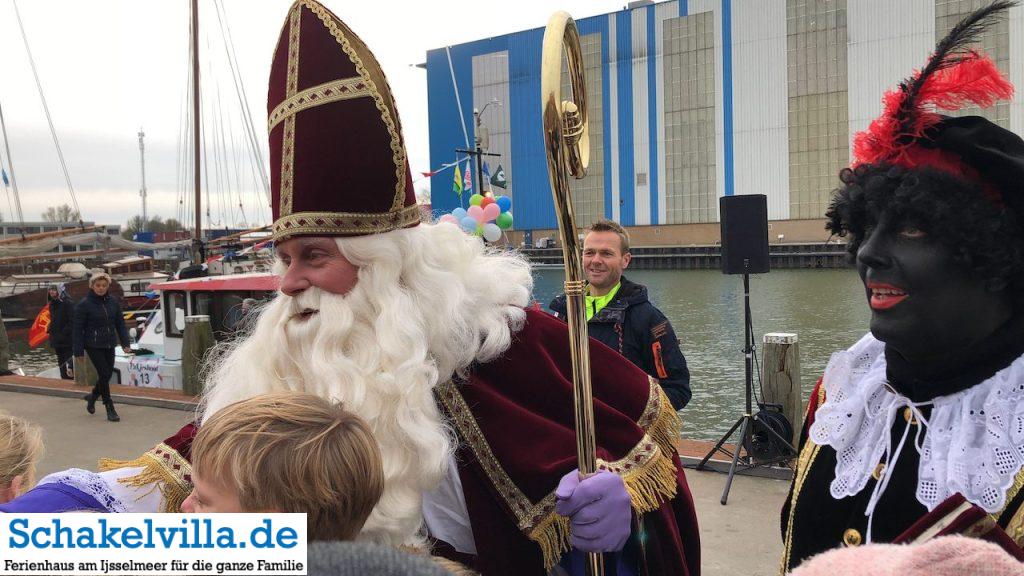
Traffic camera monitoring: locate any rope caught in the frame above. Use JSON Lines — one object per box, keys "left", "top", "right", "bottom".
{"left": 12, "top": 0, "right": 81, "bottom": 220}
{"left": 0, "top": 99, "right": 23, "bottom": 224}
{"left": 445, "top": 46, "right": 471, "bottom": 149}
{"left": 215, "top": 0, "right": 270, "bottom": 204}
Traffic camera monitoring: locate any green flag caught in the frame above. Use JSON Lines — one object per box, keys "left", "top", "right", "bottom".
{"left": 490, "top": 163, "right": 507, "bottom": 189}
{"left": 453, "top": 164, "right": 464, "bottom": 196}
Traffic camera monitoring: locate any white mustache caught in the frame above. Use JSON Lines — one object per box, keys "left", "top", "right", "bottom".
{"left": 289, "top": 287, "right": 322, "bottom": 316}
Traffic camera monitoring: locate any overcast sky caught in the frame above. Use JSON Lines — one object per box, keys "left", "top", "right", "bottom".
{"left": 0, "top": 0, "right": 623, "bottom": 229}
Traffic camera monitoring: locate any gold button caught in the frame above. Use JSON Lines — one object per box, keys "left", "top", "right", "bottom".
{"left": 872, "top": 462, "right": 886, "bottom": 480}
{"left": 903, "top": 407, "right": 919, "bottom": 425}
{"left": 843, "top": 528, "right": 862, "bottom": 547}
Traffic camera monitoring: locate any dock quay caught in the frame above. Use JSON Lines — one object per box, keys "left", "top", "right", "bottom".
{"left": 522, "top": 242, "right": 849, "bottom": 270}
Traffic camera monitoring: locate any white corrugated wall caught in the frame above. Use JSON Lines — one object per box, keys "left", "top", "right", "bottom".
{"left": 1011, "top": 4, "right": 1023, "bottom": 136}
{"left": 608, "top": 12, "right": 621, "bottom": 223}
{"left": 655, "top": 2, "right": 676, "bottom": 225}
{"left": 686, "top": 0, "right": 723, "bottom": 215}
{"left": 731, "top": 0, "right": 789, "bottom": 220}
{"left": 847, "top": 0, "right": 934, "bottom": 143}
{"left": 471, "top": 52, "right": 511, "bottom": 198}
{"left": 632, "top": 8, "right": 652, "bottom": 225}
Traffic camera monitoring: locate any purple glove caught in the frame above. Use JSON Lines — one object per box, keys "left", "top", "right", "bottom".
{"left": 555, "top": 469, "right": 632, "bottom": 553}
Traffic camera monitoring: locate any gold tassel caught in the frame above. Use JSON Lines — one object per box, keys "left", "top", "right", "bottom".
{"left": 529, "top": 512, "right": 573, "bottom": 570}
{"left": 620, "top": 447, "right": 678, "bottom": 512}
{"left": 529, "top": 445, "right": 679, "bottom": 569}
{"left": 98, "top": 449, "right": 193, "bottom": 513}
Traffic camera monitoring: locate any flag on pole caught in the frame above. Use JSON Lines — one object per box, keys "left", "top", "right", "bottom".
{"left": 28, "top": 306, "right": 51, "bottom": 348}
{"left": 490, "top": 164, "right": 507, "bottom": 189}
{"left": 482, "top": 162, "right": 492, "bottom": 192}
{"left": 464, "top": 163, "right": 472, "bottom": 193}
{"left": 453, "top": 164, "right": 464, "bottom": 196}
{"left": 1, "top": 169, "right": 8, "bottom": 187}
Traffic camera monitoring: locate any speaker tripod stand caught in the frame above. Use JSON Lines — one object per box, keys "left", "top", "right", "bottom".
{"left": 696, "top": 272, "right": 797, "bottom": 504}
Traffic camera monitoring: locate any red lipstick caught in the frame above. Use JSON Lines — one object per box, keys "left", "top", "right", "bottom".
{"left": 867, "top": 282, "right": 908, "bottom": 310}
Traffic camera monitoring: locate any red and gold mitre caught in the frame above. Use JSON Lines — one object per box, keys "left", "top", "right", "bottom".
{"left": 267, "top": 0, "right": 419, "bottom": 243}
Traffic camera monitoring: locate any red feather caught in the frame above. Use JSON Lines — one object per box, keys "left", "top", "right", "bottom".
{"left": 853, "top": 52, "right": 1013, "bottom": 170}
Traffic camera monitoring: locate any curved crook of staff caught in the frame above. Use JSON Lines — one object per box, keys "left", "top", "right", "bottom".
{"left": 541, "top": 11, "right": 603, "bottom": 576}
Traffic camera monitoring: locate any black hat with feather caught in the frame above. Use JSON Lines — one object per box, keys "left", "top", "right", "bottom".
{"left": 853, "top": 0, "right": 1024, "bottom": 211}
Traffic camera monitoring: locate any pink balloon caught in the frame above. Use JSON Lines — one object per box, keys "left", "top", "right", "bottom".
{"left": 439, "top": 214, "right": 458, "bottom": 225}
{"left": 482, "top": 203, "right": 500, "bottom": 222}
{"left": 468, "top": 205, "right": 486, "bottom": 224}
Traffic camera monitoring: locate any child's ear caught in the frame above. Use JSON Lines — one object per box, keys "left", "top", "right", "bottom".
{"left": 0, "top": 474, "right": 24, "bottom": 502}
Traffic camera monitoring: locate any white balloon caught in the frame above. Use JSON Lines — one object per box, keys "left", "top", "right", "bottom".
{"left": 482, "top": 223, "right": 502, "bottom": 242}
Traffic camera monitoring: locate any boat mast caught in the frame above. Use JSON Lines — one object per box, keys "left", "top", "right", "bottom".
{"left": 138, "top": 129, "right": 147, "bottom": 231}
{"left": 191, "top": 0, "right": 203, "bottom": 262}
{"left": 0, "top": 100, "right": 25, "bottom": 230}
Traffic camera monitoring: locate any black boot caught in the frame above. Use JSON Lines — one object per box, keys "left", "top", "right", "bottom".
{"left": 104, "top": 402, "right": 120, "bottom": 422}
{"left": 84, "top": 393, "right": 97, "bottom": 414}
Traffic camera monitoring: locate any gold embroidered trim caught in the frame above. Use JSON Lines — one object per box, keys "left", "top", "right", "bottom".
{"left": 98, "top": 443, "right": 193, "bottom": 513}
{"left": 437, "top": 380, "right": 679, "bottom": 570}
{"left": 636, "top": 376, "right": 663, "bottom": 430}
{"left": 779, "top": 438, "right": 823, "bottom": 575}
{"left": 300, "top": 0, "right": 407, "bottom": 211}
{"left": 964, "top": 515, "right": 998, "bottom": 539}
{"left": 1004, "top": 469, "right": 1024, "bottom": 545}
{"left": 647, "top": 385, "right": 683, "bottom": 458}
{"left": 278, "top": 4, "right": 302, "bottom": 217}
{"left": 272, "top": 206, "right": 422, "bottom": 241}
{"left": 268, "top": 77, "right": 373, "bottom": 132}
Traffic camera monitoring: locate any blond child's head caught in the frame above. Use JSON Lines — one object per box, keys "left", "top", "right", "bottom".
{"left": 182, "top": 392, "right": 384, "bottom": 541}
{"left": 0, "top": 412, "right": 43, "bottom": 504}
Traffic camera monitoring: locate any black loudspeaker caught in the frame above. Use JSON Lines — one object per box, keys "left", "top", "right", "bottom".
{"left": 719, "top": 194, "right": 770, "bottom": 275}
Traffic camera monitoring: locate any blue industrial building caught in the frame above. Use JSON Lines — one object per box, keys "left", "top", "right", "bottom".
{"left": 426, "top": 0, "right": 1024, "bottom": 241}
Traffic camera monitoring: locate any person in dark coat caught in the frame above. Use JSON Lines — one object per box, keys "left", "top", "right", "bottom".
{"left": 550, "top": 219, "right": 692, "bottom": 410}
{"left": 47, "top": 284, "right": 74, "bottom": 380}
{"left": 73, "top": 273, "right": 130, "bottom": 422}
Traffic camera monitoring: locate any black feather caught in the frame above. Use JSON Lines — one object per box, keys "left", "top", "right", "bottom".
{"left": 896, "top": 0, "right": 1016, "bottom": 136}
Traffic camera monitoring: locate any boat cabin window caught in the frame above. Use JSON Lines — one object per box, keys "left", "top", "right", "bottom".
{"left": 164, "top": 291, "right": 187, "bottom": 338}
{"left": 194, "top": 291, "right": 255, "bottom": 340}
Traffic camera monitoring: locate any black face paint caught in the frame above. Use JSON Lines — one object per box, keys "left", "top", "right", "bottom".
{"left": 856, "top": 211, "right": 1013, "bottom": 364}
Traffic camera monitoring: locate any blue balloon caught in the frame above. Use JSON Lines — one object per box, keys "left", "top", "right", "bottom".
{"left": 460, "top": 216, "right": 477, "bottom": 232}
{"left": 496, "top": 196, "right": 512, "bottom": 213}
{"left": 452, "top": 207, "right": 468, "bottom": 220}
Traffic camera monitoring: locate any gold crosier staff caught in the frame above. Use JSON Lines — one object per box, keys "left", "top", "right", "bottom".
{"left": 541, "top": 11, "right": 604, "bottom": 576}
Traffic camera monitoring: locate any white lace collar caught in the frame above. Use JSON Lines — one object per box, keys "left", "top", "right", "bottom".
{"left": 809, "top": 333, "right": 1024, "bottom": 524}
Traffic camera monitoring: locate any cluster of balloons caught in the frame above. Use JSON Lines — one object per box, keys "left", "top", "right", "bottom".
{"left": 439, "top": 194, "right": 514, "bottom": 242}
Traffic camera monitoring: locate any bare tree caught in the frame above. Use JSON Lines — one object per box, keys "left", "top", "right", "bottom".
{"left": 41, "top": 204, "right": 81, "bottom": 223}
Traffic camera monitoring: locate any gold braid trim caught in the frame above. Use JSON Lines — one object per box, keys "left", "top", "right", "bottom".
{"left": 98, "top": 443, "right": 193, "bottom": 513}
{"left": 438, "top": 380, "right": 681, "bottom": 571}
{"left": 646, "top": 384, "right": 683, "bottom": 459}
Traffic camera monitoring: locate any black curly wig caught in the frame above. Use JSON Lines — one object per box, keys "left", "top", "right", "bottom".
{"left": 825, "top": 163, "right": 1024, "bottom": 283}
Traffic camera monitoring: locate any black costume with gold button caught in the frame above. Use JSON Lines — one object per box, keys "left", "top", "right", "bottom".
{"left": 779, "top": 328, "right": 1024, "bottom": 572}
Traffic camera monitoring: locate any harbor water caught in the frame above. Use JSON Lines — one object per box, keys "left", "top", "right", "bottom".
{"left": 532, "top": 268, "right": 870, "bottom": 441}
{"left": 9, "top": 268, "right": 870, "bottom": 441}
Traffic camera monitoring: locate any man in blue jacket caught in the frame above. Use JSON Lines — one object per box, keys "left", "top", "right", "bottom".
{"left": 550, "top": 219, "right": 692, "bottom": 410}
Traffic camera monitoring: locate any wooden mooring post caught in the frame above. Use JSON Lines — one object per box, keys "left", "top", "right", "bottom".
{"left": 182, "top": 315, "right": 214, "bottom": 396}
{"left": 762, "top": 333, "right": 802, "bottom": 448}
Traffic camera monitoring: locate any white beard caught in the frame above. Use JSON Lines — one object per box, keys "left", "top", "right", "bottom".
{"left": 200, "top": 223, "right": 533, "bottom": 547}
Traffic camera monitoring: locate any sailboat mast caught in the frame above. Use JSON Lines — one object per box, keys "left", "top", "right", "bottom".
{"left": 138, "top": 129, "right": 147, "bottom": 231}
{"left": 191, "top": 0, "right": 202, "bottom": 261}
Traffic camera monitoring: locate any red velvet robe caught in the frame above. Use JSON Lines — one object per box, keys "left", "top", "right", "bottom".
{"left": 109, "top": 308, "right": 701, "bottom": 574}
